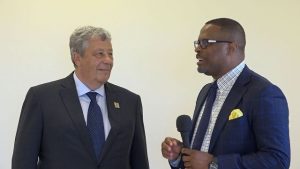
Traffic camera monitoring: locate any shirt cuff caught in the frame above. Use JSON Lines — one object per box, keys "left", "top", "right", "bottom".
{"left": 169, "top": 154, "right": 182, "bottom": 167}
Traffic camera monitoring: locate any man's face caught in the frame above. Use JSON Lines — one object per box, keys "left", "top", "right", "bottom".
{"left": 74, "top": 37, "right": 113, "bottom": 89}
{"left": 195, "top": 24, "right": 232, "bottom": 79}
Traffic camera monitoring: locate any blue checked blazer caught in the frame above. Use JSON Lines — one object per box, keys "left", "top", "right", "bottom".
{"left": 174, "top": 66, "right": 290, "bottom": 169}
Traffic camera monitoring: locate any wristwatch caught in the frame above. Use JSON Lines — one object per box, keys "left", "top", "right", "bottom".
{"left": 209, "top": 157, "right": 218, "bottom": 169}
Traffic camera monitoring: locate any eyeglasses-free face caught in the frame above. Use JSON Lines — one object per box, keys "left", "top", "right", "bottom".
{"left": 194, "top": 39, "right": 232, "bottom": 49}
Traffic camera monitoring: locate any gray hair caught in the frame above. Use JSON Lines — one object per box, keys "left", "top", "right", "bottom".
{"left": 69, "top": 26, "right": 111, "bottom": 65}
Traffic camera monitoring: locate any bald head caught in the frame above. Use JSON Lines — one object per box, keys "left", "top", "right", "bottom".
{"left": 205, "top": 18, "right": 246, "bottom": 52}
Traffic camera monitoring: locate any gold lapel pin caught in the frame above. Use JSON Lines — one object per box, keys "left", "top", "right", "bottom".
{"left": 114, "top": 102, "right": 120, "bottom": 108}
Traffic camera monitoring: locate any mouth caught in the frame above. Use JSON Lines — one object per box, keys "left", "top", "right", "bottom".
{"left": 196, "top": 52, "right": 205, "bottom": 64}
{"left": 97, "top": 68, "right": 111, "bottom": 72}
{"left": 97, "top": 65, "right": 112, "bottom": 72}
{"left": 197, "top": 57, "right": 204, "bottom": 65}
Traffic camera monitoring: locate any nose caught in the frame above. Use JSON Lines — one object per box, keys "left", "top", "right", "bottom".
{"left": 195, "top": 44, "right": 202, "bottom": 52}
{"left": 99, "top": 56, "right": 113, "bottom": 70}
{"left": 103, "top": 53, "right": 113, "bottom": 63}
{"left": 195, "top": 46, "right": 201, "bottom": 58}
{"left": 100, "top": 55, "right": 113, "bottom": 69}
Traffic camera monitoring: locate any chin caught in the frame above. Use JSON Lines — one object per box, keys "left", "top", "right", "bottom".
{"left": 198, "top": 68, "right": 212, "bottom": 76}
{"left": 103, "top": 76, "right": 111, "bottom": 82}
{"left": 197, "top": 67, "right": 206, "bottom": 74}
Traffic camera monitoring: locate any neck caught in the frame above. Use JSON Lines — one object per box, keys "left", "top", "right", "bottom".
{"left": 74, "top": 71, "right": 104, "bottom": 90}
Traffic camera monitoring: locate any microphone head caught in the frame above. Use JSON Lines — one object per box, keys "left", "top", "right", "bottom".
{"left": 176, "top": 115, "right": 192, "bottom": 133}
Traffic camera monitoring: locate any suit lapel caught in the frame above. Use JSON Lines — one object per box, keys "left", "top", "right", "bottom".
{"left": 98, "top": 83, "right": 121, "bottom": 164}
{"left": 209, "top": 66, "right": 251, "bottom": 152}
{"left": 191, "top": 84, "right": 211, "bottom": 139}
{"left": 59, "top": 73, "right": 96, "bottom": 161}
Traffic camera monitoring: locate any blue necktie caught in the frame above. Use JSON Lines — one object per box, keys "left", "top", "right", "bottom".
{"left": 192, "top": 82, "right": 218, "bottom": 150}
{"left": 86, "top": 92, "right": 105, "bottom": 159}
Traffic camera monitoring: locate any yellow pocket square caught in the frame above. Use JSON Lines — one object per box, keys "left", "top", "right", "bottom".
{"left": 228, "top": 109, "right": 243, "bottom": 120}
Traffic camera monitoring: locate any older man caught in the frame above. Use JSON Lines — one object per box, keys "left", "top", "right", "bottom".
{"left": 12, "top": 26, "right": 149, "bottom": 169}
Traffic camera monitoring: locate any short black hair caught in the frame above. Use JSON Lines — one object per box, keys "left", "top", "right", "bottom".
{"left": 206, "top": 18, "right": 246, "bottom": 51}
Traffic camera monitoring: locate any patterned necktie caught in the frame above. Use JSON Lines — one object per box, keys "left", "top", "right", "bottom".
{"left": 192, "top": 82, "right": 218, "bottom": 150}
{"left": 86, "top": 92, "right": 105, "bottom": 159}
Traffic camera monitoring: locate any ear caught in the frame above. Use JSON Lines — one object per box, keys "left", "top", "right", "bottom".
{"left": 226, "top": 42, "right": 238, "bottom": 56}
{"left": 72, "top": 52, "right": 82, "bottom": 67}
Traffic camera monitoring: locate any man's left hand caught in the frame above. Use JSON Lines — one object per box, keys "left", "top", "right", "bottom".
{"left": 181, "top": 148, "right": 214, "bottom": 169}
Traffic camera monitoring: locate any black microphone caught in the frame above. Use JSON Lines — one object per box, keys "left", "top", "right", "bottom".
{"left": 176, "top": 115, "right": 192, "bottom": 148}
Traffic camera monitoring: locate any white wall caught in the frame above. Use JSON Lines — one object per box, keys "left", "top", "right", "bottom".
{"left": 0, "top": 0, "right": 299, "bottom": 168}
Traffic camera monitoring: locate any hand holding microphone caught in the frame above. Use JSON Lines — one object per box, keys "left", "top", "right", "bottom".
{"left": 177, "top": 115, "right": 215, "bottom": 169}
{"left": 161, "top": 115, "right": 192, "bottom": 161}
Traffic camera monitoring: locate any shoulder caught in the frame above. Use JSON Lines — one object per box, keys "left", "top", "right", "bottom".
{"left": 28, "top": 74, "right": 73, "bottom": 95}
{"left": 105, "top": 82, "right": 140, "bottom": 98}
{"left": 244, "top": 68, "right": 286, "bottom": 99}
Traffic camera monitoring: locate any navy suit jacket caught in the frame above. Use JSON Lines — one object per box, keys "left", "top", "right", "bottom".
{"left": 12, "top": 73, "right": 149, "bottom": 169}
{"left": 175, "top": 66, "right": 290, "bottom": 169}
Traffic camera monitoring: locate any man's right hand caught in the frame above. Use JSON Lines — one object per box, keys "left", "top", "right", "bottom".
{"left": 161, "top": 137, "right": 183, "bottom": 161}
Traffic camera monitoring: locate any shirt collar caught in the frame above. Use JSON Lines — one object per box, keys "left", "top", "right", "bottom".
{"left": 216, "top": 61, "right": 245, "bottom": 91}
{"left": 73, "top": 73, "right": 105, "bottom": 97}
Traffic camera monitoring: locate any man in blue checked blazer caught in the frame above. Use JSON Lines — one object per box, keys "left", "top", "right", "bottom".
{"left": 161, "top": 18, "right": 290, "bottom": 169}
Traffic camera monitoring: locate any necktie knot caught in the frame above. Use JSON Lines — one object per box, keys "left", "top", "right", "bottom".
{"left": 211, "top": 81, "right": 218, "bottom": 91}
{"left": 87, "top": 92, "right": 97, "bottom": 103}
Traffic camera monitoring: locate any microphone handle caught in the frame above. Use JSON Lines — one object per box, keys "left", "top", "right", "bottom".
{"left": 180, "top": 132, "right": 190, "bottom": 148}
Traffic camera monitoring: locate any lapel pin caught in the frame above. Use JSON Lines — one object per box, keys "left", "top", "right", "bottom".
{"left": 114, "top": 102, "right": 120, "bottom": 108}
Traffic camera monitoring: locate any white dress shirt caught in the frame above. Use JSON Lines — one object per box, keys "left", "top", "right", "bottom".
{"left": 73, "top": 73, "right": 111, "bottom": 139}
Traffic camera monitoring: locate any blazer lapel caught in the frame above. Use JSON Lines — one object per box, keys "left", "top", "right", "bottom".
{"left": 59, "top": 73, "right": 96, "bottom": 161}
{"left": 98, "top": 83, "right": 121, "bottom": 164}
{"left": 209, "top": 66, "right": 251, "bottom": 152}
{"left": 191, "top": 84, "right": 211, "bottom": 140}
